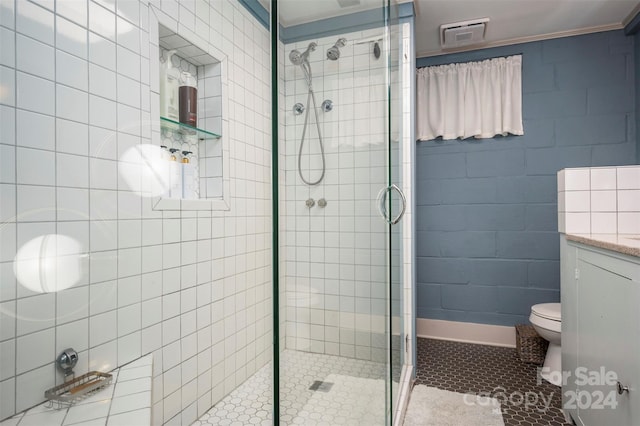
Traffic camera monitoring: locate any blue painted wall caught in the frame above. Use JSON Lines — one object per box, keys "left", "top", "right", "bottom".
{"left": 415, "top": 30, "right": 637, "bottom": 326}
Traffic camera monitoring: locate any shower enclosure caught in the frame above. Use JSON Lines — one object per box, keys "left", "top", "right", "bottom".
{"left": 271, "top": 1, "right": 415, "bottom": 424}
{"left": 202, "top": 0, "right": 415, "bottom": 423}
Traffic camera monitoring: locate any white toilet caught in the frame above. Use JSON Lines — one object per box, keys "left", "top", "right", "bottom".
{"left": 529, "top": 303, "right": 562, "bottom": 386}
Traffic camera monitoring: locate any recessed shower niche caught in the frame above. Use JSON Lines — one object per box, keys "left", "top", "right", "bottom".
{"left": 151, "top": 19, "right": 229, "bottom": 211}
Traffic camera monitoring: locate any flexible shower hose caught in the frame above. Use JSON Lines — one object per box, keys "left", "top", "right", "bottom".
{"left": 297, "top": 60, "right": 326, "bottom": 186}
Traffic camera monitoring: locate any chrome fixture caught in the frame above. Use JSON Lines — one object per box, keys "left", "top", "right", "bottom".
{"left": 355, "top": 36, "right": 383, "bottom": 59}
{"left": 326, "top": 38, "right": 347, "bottom": 61}
{"left": 373, "top": 42, "right": 381, "bottom": 59}
{"left": 293, "top": 103, "right": 305, "bottom": 115}
{"left": 289, "top": 42, "right": 317, "bottom": 66}
{"left": 305, "top": 198, "right": 315, "bottom": 208}
{"left": 289, "top": 42, "right": 327, "bottom": 185}
{"left": 377, "top": 184, "right": 407, "bottom": 225}
{"left": 57, "top": 348, "right": 78, "bottom": 377}
{"left": 321, "top": 100, "right": 333, "bottom": 112}
{"left": 317, "top": 198, "right": 327, "bottom": 208}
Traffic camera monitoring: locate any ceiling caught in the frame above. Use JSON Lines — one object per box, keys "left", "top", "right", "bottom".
{"left": 262, "top": 0, "right": 640, "bottom": 58}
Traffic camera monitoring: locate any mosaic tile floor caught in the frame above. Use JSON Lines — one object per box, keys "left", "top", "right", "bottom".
{"left": 415, "top": 338, "right": 570, "bottom": 426}
{"left": 194, "top": 350, "right": 386, "bottom": 426}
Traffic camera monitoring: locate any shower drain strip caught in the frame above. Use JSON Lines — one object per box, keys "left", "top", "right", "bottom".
{"left": 309, "top": 380, "right": 334, "bottom": 392}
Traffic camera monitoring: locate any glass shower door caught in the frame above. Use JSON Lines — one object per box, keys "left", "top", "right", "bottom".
{"left": 274, "top": 0, "right": 405, "bottom": 424}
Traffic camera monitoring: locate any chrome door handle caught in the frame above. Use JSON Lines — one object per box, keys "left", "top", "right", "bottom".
{"left": 389, "top": 184, "right": 407, "bottom": 225}
{"left": 377, "top": 184, "right": 406, "bottom": 225}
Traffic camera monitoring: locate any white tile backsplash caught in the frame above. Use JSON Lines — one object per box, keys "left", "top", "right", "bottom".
{"left": 564, "top": 211, "right": 591, "bottom": 234}
{"left": 618, "top": 212, "right": 640, "bottom": 234}
{"left": 590, "top": 190, "right": 617, "bottom": 212}
{"left": 618, "top": 166, "right": 640, "bottom": 190}
{"left": 618, "top": 189, "right": 639, "bottom": 211}
{"left": 591, "top": 212, "right": 617, "bottom": 234}
{"left": 590, "top": 167, "right": 617, "bottom": 190}
{"left": 564, "top": 168, "right": 590, "bottom": 191}
{"left": 559, "top": 165, "right": 640, "bottom": 234}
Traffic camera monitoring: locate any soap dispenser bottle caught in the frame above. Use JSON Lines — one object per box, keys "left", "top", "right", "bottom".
{"left": 168, "top": 148, "right": 183, "bottom": 199}
{"left": 160, "top": 50, "right": 180, "bottom": 123}
{"left": 160, "top": 145, "right": 171, "bottom": 198}
{"left": 179, "top": 71, "right": 198, "bottom": 127}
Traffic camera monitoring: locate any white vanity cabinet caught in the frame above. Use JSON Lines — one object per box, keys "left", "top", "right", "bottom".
{"left": 561, "top": 235, "right": 640, "bottom": 426}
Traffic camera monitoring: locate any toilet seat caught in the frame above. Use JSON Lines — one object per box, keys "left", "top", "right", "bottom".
{"left": 531, "top": 303, "right": 561, "bottom": 321}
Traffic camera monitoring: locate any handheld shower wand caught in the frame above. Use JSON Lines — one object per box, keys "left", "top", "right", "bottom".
{"left": 289, "top": 42, "right": 326, "bottom": 186}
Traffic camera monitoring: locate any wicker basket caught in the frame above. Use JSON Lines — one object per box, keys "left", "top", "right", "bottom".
{"left": 515, "top": 324, "right": 548, "bottom": 364}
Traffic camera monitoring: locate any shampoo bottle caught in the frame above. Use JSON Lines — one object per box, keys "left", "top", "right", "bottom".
{"left": 168, "top": 148, "right": 183, "bottom": 199}
{"left": 160, "top": 50, "right": 180, "bottom": 123}
{"left": 181, "top": 151, "right": 197, "bottom": 199}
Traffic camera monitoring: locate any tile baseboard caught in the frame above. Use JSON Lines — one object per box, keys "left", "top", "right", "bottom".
{"left": 416, "top": 318, "right": 516, "bottom": 348}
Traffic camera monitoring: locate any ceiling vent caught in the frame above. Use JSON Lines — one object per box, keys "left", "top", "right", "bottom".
{"left": 440, "top": 18, "right": 489, "bottom": 49}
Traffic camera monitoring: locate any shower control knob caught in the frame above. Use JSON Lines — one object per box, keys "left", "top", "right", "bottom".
{"left": 321, "top": 100, "right": 333, "bottom": 112}
{"left": 318, "top": 198, "right": 327, "bottom": 207}
{"left": 293, "top": 103, "right": 305, "bottom": 115}
{"left": 305, "top": 198, "right": 315, "bottom": 208}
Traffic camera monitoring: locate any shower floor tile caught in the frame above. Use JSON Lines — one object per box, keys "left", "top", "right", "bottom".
{"left": 415, "top": 338, "right": 569, "bottom": 426}
{"left": 194, "top": 350, "right": 386, "bottom": 426}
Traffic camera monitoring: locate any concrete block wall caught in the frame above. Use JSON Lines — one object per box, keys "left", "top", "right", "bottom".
{"left": 415, "top": 30, "right": 638, "bottom": 326}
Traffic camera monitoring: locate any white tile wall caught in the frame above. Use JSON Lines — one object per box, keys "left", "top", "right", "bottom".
{"left": 0, "top": 1, "right": 271, "bottom": 423}
{"left": 281, "top": 26, "right": 412, "bottom": 363}
{"left": 558, "top": 165, "right": 640, "bottom": 235}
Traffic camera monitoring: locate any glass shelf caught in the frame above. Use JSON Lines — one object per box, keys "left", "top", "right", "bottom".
{"left": 160, "top": 117, "right": 220, "bottom": 140}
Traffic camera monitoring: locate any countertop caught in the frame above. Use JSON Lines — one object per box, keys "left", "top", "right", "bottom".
{"left": 566, "top": 233, "right": 640, "bottom": 258}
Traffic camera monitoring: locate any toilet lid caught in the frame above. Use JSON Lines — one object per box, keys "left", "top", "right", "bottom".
{"left": 531, "top": 303, "right": 561, "bottom": 321}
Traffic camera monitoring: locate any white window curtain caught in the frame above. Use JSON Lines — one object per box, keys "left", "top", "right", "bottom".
{"left": 416, "top": 55, "right": 524, "bottom": 141}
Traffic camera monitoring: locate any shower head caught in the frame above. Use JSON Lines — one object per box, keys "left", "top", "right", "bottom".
{"left": 326, "top": 38, "right": 347, "bottom": 60}
{"left": 289, "top": 42, "right": 317, "bottom": 65}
